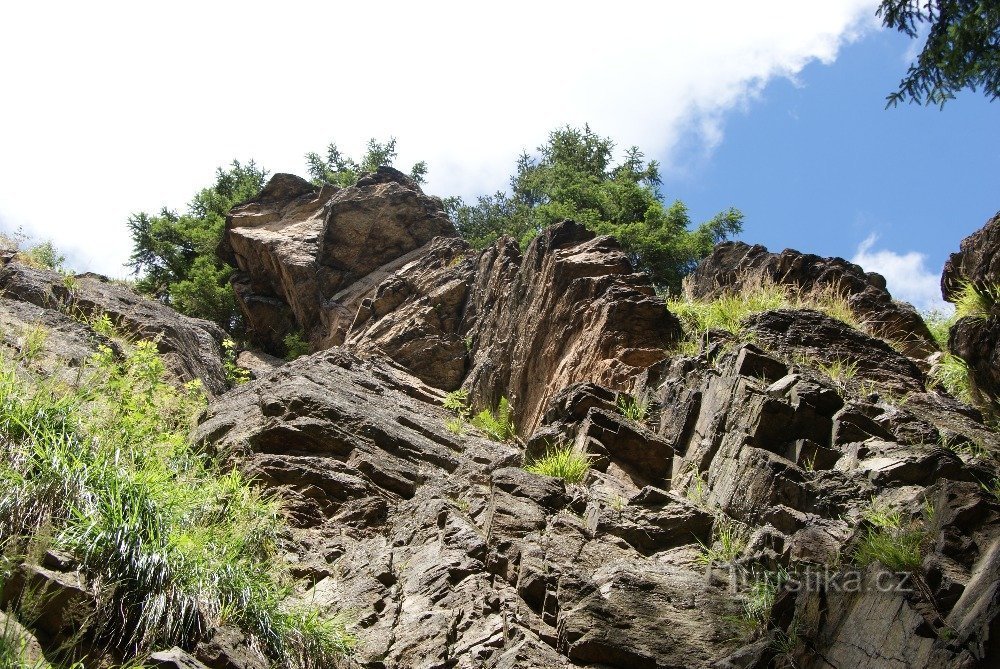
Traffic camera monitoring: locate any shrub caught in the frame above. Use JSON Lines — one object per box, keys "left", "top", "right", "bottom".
{"left": 0, "top": 342, "right": 353, "bottom": 664}
{"left": 21, "top": 241, "right": 65, "bottom": 272}
{"left": 222, "top": 339, "right": 250, "bottom": 386}
{"left": 524, "top": 445, "right": 590, "bottom": 484}
{"left": 283, "top": 331, "right": 310, "bottom": 361}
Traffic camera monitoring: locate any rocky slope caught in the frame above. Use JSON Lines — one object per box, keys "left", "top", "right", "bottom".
{"left": 1, "top": 175, "right": 998, "bottom": 669}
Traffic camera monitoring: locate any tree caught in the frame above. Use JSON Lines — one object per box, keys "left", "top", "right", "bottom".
{"left": 447, "top": 125, "right": 743, "bottom": 292}
{"left": 305, "top": 137, "right": 428, "bottom": 187}
{"left": 127, "top": 160, "right": 268, "bottom": 331}
{"left": 879, "top": 0, "right": 1000, "bottom": 106}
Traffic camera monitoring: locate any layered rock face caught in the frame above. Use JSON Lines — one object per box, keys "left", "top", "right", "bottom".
{"left": 685, "top": 241, "right": 938, "bottom": 357}
{"left": 941, "top": 212, "right": 1000, "bottom": 406}
{"left": 200, "top": 183, "right": 1000, "bottom": 668}
{"left": 0, "top": 251, "right": 227, "bottom": 394}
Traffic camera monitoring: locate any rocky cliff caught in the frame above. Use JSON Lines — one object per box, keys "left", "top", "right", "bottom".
{"left": 1, "top": 175, "right": 998, "bottom": 669}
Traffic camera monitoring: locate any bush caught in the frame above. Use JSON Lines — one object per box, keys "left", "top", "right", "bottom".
{"left": 0, "top": 342, "right": 352, "bottom": 664}
{"left": 524, "top": 445, "right": 590, "bottom": 484}
{"left": 283, "top": 331, "right": 310, "bottom": 361}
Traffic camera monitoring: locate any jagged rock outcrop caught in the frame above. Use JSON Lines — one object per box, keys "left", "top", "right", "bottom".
{"left": 189, "top": 326, "right": 999, "bottom": 668}
{"left": 685, "top": 241, "right": 938, "bottom": 357}
{"left": 941, "top": 212, "right": 1000, "bottom": 408}
{"left": 0, "top": 252, "right": 227, "bottom": 393}
{"left": 461, "top": 221, "right": 680, "bottom": 434}
{"left": 220, "top": 168, "right": 456, "bottom": 354}
{"left": 942, "top": 212, "right": 1000, "bottom": 301}
{"left": 222, "top": 175, "right": 681, "bottom": 431}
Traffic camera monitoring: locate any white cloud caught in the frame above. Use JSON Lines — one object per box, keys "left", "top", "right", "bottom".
{"left": 0, "top": 1, "right": 877, "bottom": 276}
{"left": 851, "top": 234, "right": 950, "bottom": 313}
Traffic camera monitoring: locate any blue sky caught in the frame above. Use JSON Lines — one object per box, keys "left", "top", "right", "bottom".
{"left": 0, "top": 2, "right": 994, "bottom": 312}
{"left": 674, "top": 30, "right": 998, "bottom": 311}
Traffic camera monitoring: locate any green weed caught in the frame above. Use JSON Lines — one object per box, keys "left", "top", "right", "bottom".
{"left": 954, "top": 281, "right": 998, "bottom": 320}
{"left": 667, "top": 275, "right": 860, "bottom": 347}
{"left": 222, "top": 339, "right": 250, "bottom": 386}
{"left": 524, "top": 445, "right": 590, "bottom": 484}
{"left": 929, "top": 353, "right": 974, "bottom": 404}
{"left": 697, "top": 516, "right": 747, "bottom": 565}
{"left": 471, "top": 397, "right": 516, "bottom": 442}
{"left": 817, "top": 357, "right": 859, "bottom": 387}
{"left": 17, "top": 325, "right": 47, "bottom": 364}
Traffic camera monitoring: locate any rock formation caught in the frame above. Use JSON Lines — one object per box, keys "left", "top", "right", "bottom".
{"left": 685, "top": 241, "right": 938, "bottom": 358}
{"left": 1, "top": 178, "right": 998, "bottom": 669}
{"left": 941, "top": 212, "right": 1000, "bottom": 406}
{"left": 0, "top": 250, "right": 227, "bottom": 394}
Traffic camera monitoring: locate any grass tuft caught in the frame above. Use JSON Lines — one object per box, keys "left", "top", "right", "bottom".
{"left": 471, "top": 397, "right": 516, "bottom": 442}
{"left": 853, "top": 499, "right": 925, "bottom": 572}
{"left": 697, "top": 516, "right": 747, "bottom": 565}
{"left": 954, "top": 281, "right": 998, "bottom": 320}
{"left": 616, "top": 392, "right": 649, "bottom": 422}
{"left": 929, "top": 353, "right": 974, "bottom": 404}
{"left": 524, "top": 445, "right": 590, "bottom": 484}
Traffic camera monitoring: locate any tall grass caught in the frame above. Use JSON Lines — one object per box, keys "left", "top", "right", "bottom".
{"left": 524, "top": 445, "right": 590, "bottom": 484}
{"left": 667, "top": 275, "right": 860, "bottom": 345}
{"left": 954, "top": 281, "right": 998, "bottom": 320}
{"left": 853, "top": 499, "right": 925, "bottom": 572}
{"left": 0, "top": 342, "right": 353, "bottom": 664}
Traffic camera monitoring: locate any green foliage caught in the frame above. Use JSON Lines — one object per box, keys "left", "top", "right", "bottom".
{"left": 685, "top": 471, "right": 709, "bottom": 507}
{"left": 470, "top": 397, "right": 516, "bottom": 442}
{"left": 282, "top": 331, "right": 310, "bottom": 361}
{"left": 0, "top": 343, "right": 352, "bottom": 664}
{"left": 305, "top": 137, "right": 427, "bottom": 187}
{"left": 740, "top": 570, "right": 785, "bottom": 628}
{"left": 879, "top": 0, "right": 1000, "bottom": 106}
{"left": 524, "top": 445, "right": 591, "bottom": 484}
{"left": 954, "top": 281, "right": 998, "bottom": 320}
{"left": 222, "top": 339, "right": 250, "bottom": 386}
{"left": 854, "top": 499, "right": 925, "bottom": 571}
{"left": 446, "top": 125, "right": 742, "bottom": 291}
{"left": 697, "top": 516, "right": 747, "bottom": 565}
{"left": 22, "top": 241, "right": 65, "bottom": 272}
{"left": 817, "top": 358, "right": 859, "bottom": 387}
{"left": 616, "top": 392, "right": 649, "bottom": 422}
{"left": 127, "top": 160, "right": 268, "bottom": 332}
{"left": 922, "top": 308, "right": 955, "bottom": 349}
{"left": 930, "top": 352, "right": 974, "bottom": 403}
